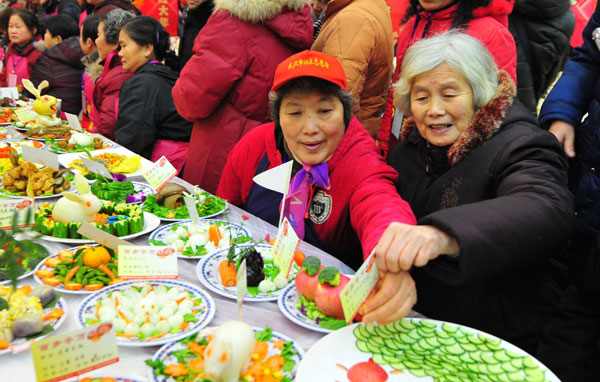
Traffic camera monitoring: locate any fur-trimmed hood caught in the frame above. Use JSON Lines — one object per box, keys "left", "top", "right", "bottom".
{"left": 214, "top": 0, "right": 310, "bottom": 23}
{"left": 401, "top": 70, "right": 516, "bottom": 166}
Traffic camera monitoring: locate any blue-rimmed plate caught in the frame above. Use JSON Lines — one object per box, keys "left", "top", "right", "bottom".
{"left": 277, "top": 282, "right": 335, "bottom": 334}
{"left": 196, "top": 244, "right": 295, "bottom": 302}
{"left": 65, "top": 377, "right": 146, "bottom": 382}
{"left": 0, "top": 289, "right": 68, "bottom": 355}
{"left": 148, "top": 327, "right": 304, "bottom": 382}
{"left": 148, "top": 219, "right": 251, "bottom": 259}
{"left": 76, "top": 280, "right": 215, "bottom": 347}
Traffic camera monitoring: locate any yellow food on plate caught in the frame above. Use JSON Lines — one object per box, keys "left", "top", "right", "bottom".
{"left": 70, "top": 153, "right": 141, "bottom": 175}
{"left": 0, "top": 157, "right": 13, "bottom": 177}
{"left": 108, "top": 155, "right": 141, "bottom": 173}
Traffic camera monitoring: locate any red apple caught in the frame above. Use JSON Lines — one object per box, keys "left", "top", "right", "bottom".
{"left": 314, "top": 266, "right": 350, "bottom": 320}
{"left": 295, "top": 256, "right": 323, "bottom": 301}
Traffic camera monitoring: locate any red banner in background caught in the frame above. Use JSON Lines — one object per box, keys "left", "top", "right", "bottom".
{"left": 133, "top": 0, "right": 179, "bottom": 36}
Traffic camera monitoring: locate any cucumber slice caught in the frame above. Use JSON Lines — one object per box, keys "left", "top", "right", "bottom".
{"left": 370, "top": 335, "right": 385, "bottom": 347}
{"left": 380, "top": 346, "right": 396, "bottom": 357}
{"left": 383, "top": 337, "right": 400, "bottom": 351}
{"left": 399, "top": 332, "right": 417, "bottom": 344}
{"left": 398, "top": 319, "right": 416, "bottom": 331}
{"left": 442, "top": 323, "right": 459, "bottom": 333}
{"left": 366, "top": 341, "right": 382, "bottom": 354}
{"left": 488, "top": 364, "right": 504, "bottom": 374}
{"left": 459, "top": 342, "right": 479, "bottom": 352}
{"left": 444, "top": 345, "right": 465, "bottom": 356}
{"left": 455, "top": 334, "right": 470, "bottom": 344}
{"left": 382, "top": 354, "right": 403, "bottom": 364}
{"left": 524, "top": 367, "right": 544, "bottom": 376}
{"left": 498, "top": 373, "right": 511, "bottom": 382}
{"left": 354, "top": 325, "right": 369, "bottom": 341}
{"left": 410, "top": 369, "right": 428, "bottom": 377}
{"left": 420, "top": 319, "right": 437, "bottom": 329}
{"left": 494, "top": 350, "right": 511, "bottom": 362}
{"left": 466, "top": 363, "right": 480, "bottom": 373}
{"left": 372, "top": 353, "right": 386, "bottom": 365}
{"left": 525, "top": 371, "right": 546, "bottom": 382}
{"left": 390, "top": 361, "right": 406, "bottom": 370}
{"left": 438, "top": 336, "right": 457, "bottom": 346}
{"left": 445, "top": 354, "right": 462, "bottom": 365}
{"left": 477, "top": 343, "right": 492, "bottom": 352}
{"left": 425, "top": 336, "right": 441, "bottom": 348}
{"left": 459, "top": 352, "right": 474, "bottom": 363}
{"left": 482, "top": 352, "right": 500, "bottom": 364}
{"left": 404, "top": 350, "right": 424, "bottom": 362}
{"left": 408, "top": 329, "right": 422, "bottom": 341}
{"left": 467, "top": 334, "right": 484, "bottom": 344}
{"left": 417, "top": 326, "right": 436, "bottom": 338}
{"left": 469, "top": 351, "right": 483, "bottom": 363}
{"left": 375, "top": 324, "right": 394, "bottom": 338}
{"left": 417, "top": 337, "right": 435, "bottom": 351}
{"left": 410, "top": 342, "right": 426, "bottom": 353}
{"left": 423, "top": 358, "right": 442, "bottom": 369}
{"left": 506, "top": 350, "right": 522, "bottom": 358}
{"left": 507, "top": 372, "right": 526, "bottom": 381}
{"left": 510, "top": 358, "right": 523, "bottom": 369}
{"left": 522, "top": 357, "right": 538, "bottom": 369}
{"left": 364, "top": 322, "right": 378, "bottom": 336}
{"left": 501, "top": 362, "right": 519, "bottom": 373}
{"left": 355, "top": 340, "right": 369, "bottom": 353}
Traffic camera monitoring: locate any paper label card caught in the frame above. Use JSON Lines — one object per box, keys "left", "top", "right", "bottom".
{"left": 80, "top": 157, "right": 112, "bottom": 178}
{"left": 22, "top": 146, "right": 59, "bottom": 170}
{"left": 31, "top": 323, "right": 119, "bottom": 382}
{"left": 237, "top": 258, "right": 247, "bottom": 318}
{"left": 118, "top": 245, "right": 178, "bottom": 280}
{"left": 340, "top": 251, "right": 380, "bottom": 324}
{"left": 142, "top": 156, "right": 177, "bottom": 191}
{"left": 272, "top": 217, "right": 300, "bottom": 278}
{"left": 15, "top": 106, "right": 37, "bottom": 123}
{"left": 0, "top": 199, "right": 34, "bottom": 230}
{"left": 184, "top": 196, "right": 201, "bottom": 226}
{"left": 0, "top": 87, "right": 19, "bottom": 99}
{"left": 64, "top": 112, "right": 82, "bottom": 131}
{"left": 77, "top": 223, "right": 132, "bottom": 251}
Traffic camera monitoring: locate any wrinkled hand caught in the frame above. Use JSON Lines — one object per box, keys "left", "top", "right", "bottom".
{"left": 549, "top": 120, "right": 575, "bottom": 158}
{"left": 375, "top": 222, "right": 459, "bottom": 273}
{"left": 361, "top": 271, "right": 417, "bottom": 324}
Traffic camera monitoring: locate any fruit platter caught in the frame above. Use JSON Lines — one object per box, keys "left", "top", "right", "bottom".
{"left": 278, "top": 256, "right": 350, "bottom": 333}
{"left": 196, "top": 244, "right": 303, "bottom": 302}
{"left": 77, "top": 280, "right": 215, "bottom": 346}
{"left": 147, "top": 322, "right": 304, "bottom": 382}
{"left": 148, "top": 219, "right": 252, "bottom": 259}
{"left": 0, "top": 147, "right": 72, "bottom": 198}
{"left": 0, "top": 235, "right": 49, "bottom": 285}
{"left": 296, "top": 318, "right": 560, "bottom": 382}
{"left": 0, "top": 284, "right": 67, "bottom": 355}
{"left": 142, "top": 183, "right": 227, "bottom": 221}
{"left": 47, "top": 132, "right": 113, "bottom": 153}
{"left": 33, "top": 244, "right": 124, "bottom": 294}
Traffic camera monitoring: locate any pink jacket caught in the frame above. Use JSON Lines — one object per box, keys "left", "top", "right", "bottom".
{"left": 218, "top": 118, "right": 416, "bottom": 268}
{"left": 1, "top": 42, "right": 42, "bottom": 88}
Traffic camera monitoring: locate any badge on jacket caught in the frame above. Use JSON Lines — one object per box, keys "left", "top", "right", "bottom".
{"left": 309, "top": 190, "right": 332, "bottom": 224}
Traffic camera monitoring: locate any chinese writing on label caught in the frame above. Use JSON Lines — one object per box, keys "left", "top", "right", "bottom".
{"left": 118, "top": 245, "right": 178, "bottom": 279}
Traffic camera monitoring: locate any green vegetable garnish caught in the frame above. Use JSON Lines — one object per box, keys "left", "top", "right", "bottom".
{"left": 317, "top": 266, "right": 341, "bottom": 286}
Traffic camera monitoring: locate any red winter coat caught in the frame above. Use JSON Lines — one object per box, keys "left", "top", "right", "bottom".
{"left": 377, "top": 0, "right": 517, "bottom": 158}
{"left": 92, "top": 51, "right": 132, "bottom": 140}
{"left": 172, "top": 0, "right": 313, "bottom": 193}
{"left": 218, "top": 118, "right": 416, "bottom": 269}
{"left": 0, "top": 42, "right": 42, "bottom": 88}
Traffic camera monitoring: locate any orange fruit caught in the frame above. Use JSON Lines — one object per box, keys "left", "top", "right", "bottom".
{"left": 82, "top": 247, "right": 111, "bottom": 268}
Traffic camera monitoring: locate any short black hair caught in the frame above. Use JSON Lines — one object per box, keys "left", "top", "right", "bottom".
{"left": 269, "top": 76, "right": 354, "bottom": 131}
{"left": 45, "top": 14, "right": 79, "bottom": 40}
{"left": 81, "top": 15, "right": 100, "bottom": 42}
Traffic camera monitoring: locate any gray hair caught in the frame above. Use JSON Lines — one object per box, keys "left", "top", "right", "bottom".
{"left": 393, "top": 31, "right": 499, "bottom": 117}
{"left": 100, "top": 9, "right": 135, "bottom": 45}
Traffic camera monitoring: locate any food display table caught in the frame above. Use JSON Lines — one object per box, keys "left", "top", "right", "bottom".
{"left": 0, "top": 126, "right": 423, "bottom": 381}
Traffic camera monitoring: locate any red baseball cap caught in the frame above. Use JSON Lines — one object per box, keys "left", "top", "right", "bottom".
{"left": 271, "top": 50, "right": 347, "bottom": 92}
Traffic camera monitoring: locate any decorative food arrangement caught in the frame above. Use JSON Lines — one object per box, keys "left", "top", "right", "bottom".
{"left": 0, "top": 139, "right": 44, "bottom": 153}
{"left": 149, "top": 219, "right": 251, "bottom": 259}
{"left": 0, "top": 236, "right": 48, "bottom": 285}
{"left": 34, "top": 244, "right": 123, "bottom": 293}
{"left": 147, "top": 322, "right": 303, "bottom": 382}
{"left": 69, "top": 152, "right": 142, "bottom": 175}
{"left": 278, "top": 257, "right": 349, "bottom": 332}
{"left": 197, "top": 244, "right": 302, "bottom": 302}
{"left": 0, "top": 147, "right": 72, "bottom": 197}
{"left": 0, "top": 108, "right": 15, "bottom": 124}
{"left": 78, "top": 280, "right": 215, "bottom": 346}
{"left": 142, "top": 183, "right": 227, "bottom": 220}
{"left": 22, "top": 79, "right": 63, "bottom": 129}
{"left": 296, "top": 318, "right": 559, "bottom": 382}
{"left": 47, "top": 132, "right": 111, "bottom": 153}
{"left": 31, "top": 174, "right": 145, "bottom": 239}
{"left": 24, "top": 123, "right": 71, "bottom": 141}
{"left": 0, "top": 284, "right": 66, "bottom": 353}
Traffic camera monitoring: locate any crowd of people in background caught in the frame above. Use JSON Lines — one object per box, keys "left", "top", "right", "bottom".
{"left": 0, "top": 0, "right": 599, "bottom": 380}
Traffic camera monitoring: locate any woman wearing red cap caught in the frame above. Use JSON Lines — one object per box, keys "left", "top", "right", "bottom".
{"left": 218, "top": 50, "right": 418, "bottom": 324}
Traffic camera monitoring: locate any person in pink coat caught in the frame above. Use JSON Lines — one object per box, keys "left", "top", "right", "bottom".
{"left": 377, "top": 0, "right": 517, "bottom": 158}
{"left": 172, "top": 0, "right": 313, "bottom": 193}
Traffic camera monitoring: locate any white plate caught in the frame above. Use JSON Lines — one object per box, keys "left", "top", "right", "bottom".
{"left": 149, "top": 327, "right": 304, "bottom": 382}
{"left": 196, "top": 244, "right": 293, "bottom": 302}
{"left": 297, "top": 318, "right": 561, "bottom": 382}
{"left": 0, "top": 139, "right": 45, "bottom": 153}
{"left": 77, "top": 280, "right": 216, "bottom": 347}
{"left": 32, "top": 244, "right": 117, "bottom": 295}
{"left": 58, "top": 147, "right": 153, "bottom": 178}
{"left": 77, "top": 181, "right": 156, "bottom": 205}
{"left": 277, "top": 282, "right": 336, "bottom": 334}
{"left": 157, "top": 201, "right": 228, "bottom": 222}
{"left": 0, "top": 242, "right": 51, "bottom": 286}
{"left": 0, "top": 181, "right": 72, "bottom": 199}
{"left": 148, "top": 219, "right": 251, "bottom": 259}
{"left": 47, "top": 135, "right": 115, "bottom": 153}
{"left": 38, "top": 211, "right": 160, "bottom": 244}
{"left": 0, "top": 291, "right": 68, "bottom": 355}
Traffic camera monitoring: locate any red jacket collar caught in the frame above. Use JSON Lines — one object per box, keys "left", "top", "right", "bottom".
{"left": 416, "top": 0, "right": 513, "bottom": 24}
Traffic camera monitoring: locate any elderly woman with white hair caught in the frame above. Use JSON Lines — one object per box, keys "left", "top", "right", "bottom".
{"left": 376, "top": 32, "right": 574, "bottom": 352}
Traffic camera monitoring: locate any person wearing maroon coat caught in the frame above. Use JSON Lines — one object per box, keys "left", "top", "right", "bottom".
{"left": 172, "top": 0, "right": 314, "bottom": 194}
{"left": 29, "top": 15, "right": 84, "bottom": 114}
{"left": 218, "top": 51, "right": 417, "bottom": 324}
{"left": 92, "top": 8, "right": 134, "bottom": 140}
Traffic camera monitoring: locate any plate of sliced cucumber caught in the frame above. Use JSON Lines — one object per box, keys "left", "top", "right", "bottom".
{"left": 296, "top": 318, "right": 560, "bottom": 382}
